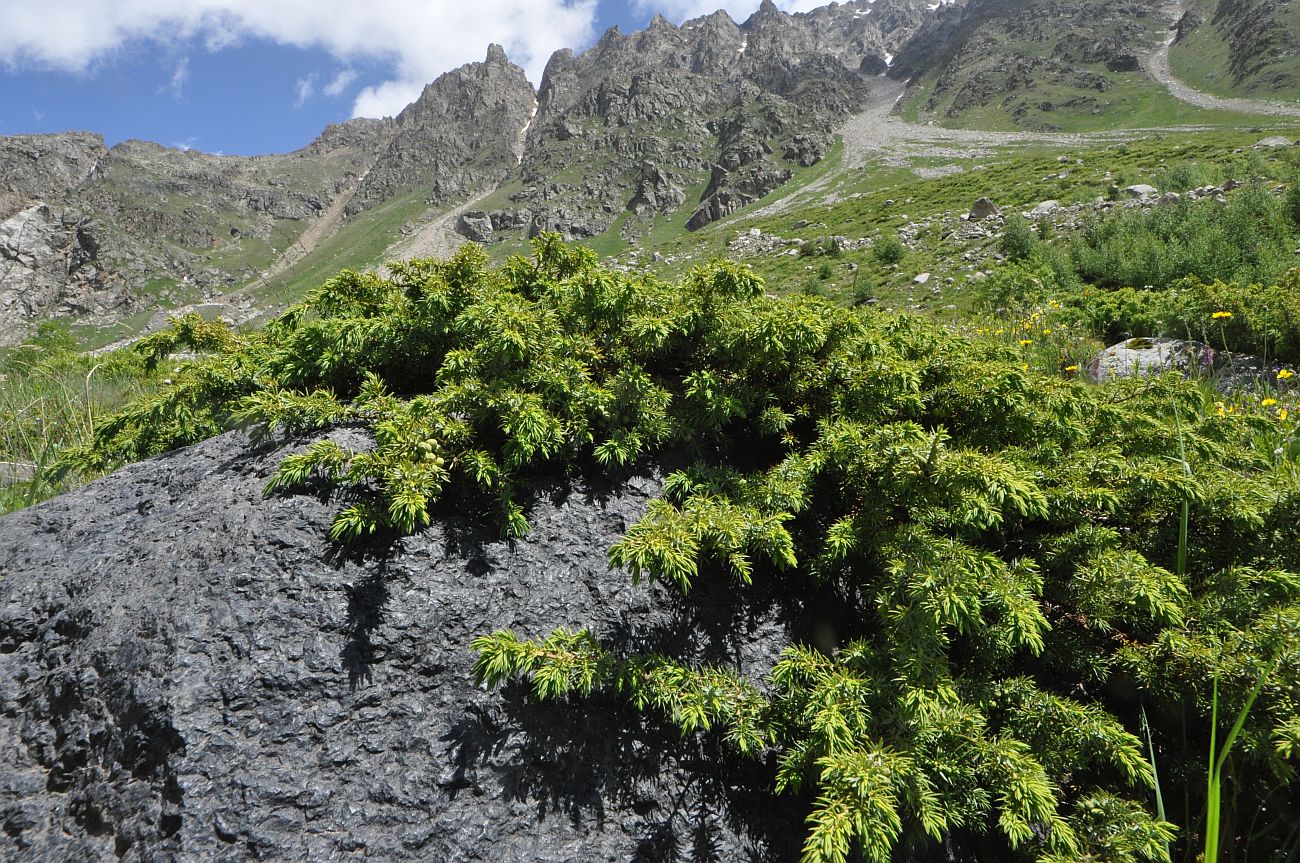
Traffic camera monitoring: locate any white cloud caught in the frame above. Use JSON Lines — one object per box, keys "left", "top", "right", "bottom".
{"left": 0, "top": 0, "right": 597, "bottom": 118}
{"left": 322, "top": 68, "right": 357, "bottom": 97}
{"left": 168, "top": 55, "right": 189, "bottom": 97}
{"left": 294, "top": 73, "right": 316, "bottom": 107}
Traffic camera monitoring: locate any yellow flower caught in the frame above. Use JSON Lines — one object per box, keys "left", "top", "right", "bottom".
{"left": 1279, "top": 369, "right": 1296, "bottom": 381}
{"left": 1211, "top": 310, "right": 1233, "bottom": 320}
{"left": 1262, "top": 398, "right": 1278, "bottom": 407}
{"left": 1042, "top": 328, "right": 1052, "bottom": 335}
{"left": 1020, "top": 339, "right": 1033, "bottom": 347}
{"left": 1064, "top": 364, "right": 1079, "bottom": 373}
{"left": 1281, "top": 408, "right": 1290, "bottom": 422}
{"left": 1214, "top": 402, "right": 1226, "bottom": 417}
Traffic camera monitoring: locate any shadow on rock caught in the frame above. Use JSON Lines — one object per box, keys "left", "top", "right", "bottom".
{"left": 444, "top": 683, "right": 803, "bottom": 862}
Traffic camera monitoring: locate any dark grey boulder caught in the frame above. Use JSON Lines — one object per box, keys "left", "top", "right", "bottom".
{"left": 0, "top": 429, "right": 799, "bottom": 862}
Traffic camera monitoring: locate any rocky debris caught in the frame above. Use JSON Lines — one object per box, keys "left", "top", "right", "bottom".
{"left": 0, "top": 428, "right": 806, "bottom": 862}
{"left": 913, "top": 272, "right": 932, "bottom": 284}
{"left": 968, "top": 197, "right": 1002, "bottom": 221}
{"left": 1027, "top": 199, "right": 1062, "bottom": 218}
{"left": 724, "top": 226, "right": 876, "bottom": 259}
{"left": 1255, "top": 135, "right": 1296, "bottom": 149}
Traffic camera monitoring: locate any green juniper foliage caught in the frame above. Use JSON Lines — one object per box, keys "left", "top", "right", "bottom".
{"left": 68, "top": 237, "right": 1300, "bottom": 862}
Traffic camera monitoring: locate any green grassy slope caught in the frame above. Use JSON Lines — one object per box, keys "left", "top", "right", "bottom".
{"left": 1169, "top": 0, "right": 1300, "bottom": 101}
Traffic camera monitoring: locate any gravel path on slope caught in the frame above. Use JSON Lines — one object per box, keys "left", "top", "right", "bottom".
{"left": 1145, "top": 0, "right": 1300, "bottom": 117}
{"left": 380, "top": 186, "right": 496, "bottom": 269}
{"left": 748, "top": 78, "right": 1098, "bottom": 219}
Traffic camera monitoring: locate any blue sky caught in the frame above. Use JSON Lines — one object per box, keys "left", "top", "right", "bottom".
{"left": 0, "top": 0, "right": 825, "bottom": 156}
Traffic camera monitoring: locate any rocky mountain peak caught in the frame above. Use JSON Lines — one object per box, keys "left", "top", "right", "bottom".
{"left": 347, "top": 48, "right": 537, "bottom": 215}
{"left": 485, "top": 42, "right": 510, "bottom": 67}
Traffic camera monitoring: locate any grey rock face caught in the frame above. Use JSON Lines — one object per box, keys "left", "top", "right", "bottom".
{"left": 0, "top": 203, "right": 130, "bottom": 343}
{"left": 456, "top": 211, "right": 495, "bottom": 243}
{"left": 627, "top": 161, "right": 687, "bottom": 216}
{"left": 512, "top": 0, "right": 937, "bottom": 239}
{"left": 0, "top": 132, "right": 107, "bottom": 219}
{"left": 0, "top": 429, "right": 800, "bottom": 862}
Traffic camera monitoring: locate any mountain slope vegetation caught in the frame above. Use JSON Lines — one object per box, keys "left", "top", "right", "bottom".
{"left": 1170, "top": 0, "right": 1300, "bottom": 101}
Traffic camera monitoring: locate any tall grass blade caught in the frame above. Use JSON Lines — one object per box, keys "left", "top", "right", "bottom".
{"left": 1140, "top": 703, "right": 1171, "bottom": 859}
{"left": 1205, "top": 666, "right": 1273, "bottom": 863}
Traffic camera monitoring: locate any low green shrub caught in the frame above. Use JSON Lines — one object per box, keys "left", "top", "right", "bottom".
{"left": 0, "top": 323, "right": 156, "bottom": 514}
{"left": 872, "top": 232, "right": 905, "bottom": 265}
{"left": 1001, "top": 213, "right": 1039, "bottom": 262}
{"left": 977, "top": 248, "right": 1078, "bottom": 313}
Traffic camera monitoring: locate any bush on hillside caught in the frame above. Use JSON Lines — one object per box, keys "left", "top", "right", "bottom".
{"left": 66, "top": 237, "right": 1300, "bottom": 863}
{"left": 976, "top": 247, "right": 1078, "bottom": 312}
{"left": 0, "top": 325, "right": 156, "bottom": 515}
{"left": 1286, "top": 177, "right": 1300, "bottom": 229}
{"left": 1070, "top": 184, "right": 1294, "bottom": 289}
{"left": 1001, "top": 213, "right": 1039, "bottom": 262}
{"left": 871, "top": 232, "right": 905, "bottom": 265}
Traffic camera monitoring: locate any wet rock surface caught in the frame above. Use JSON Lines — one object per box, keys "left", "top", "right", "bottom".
{"left": 0, "top": 429, "right": 800, "bottom": 862}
